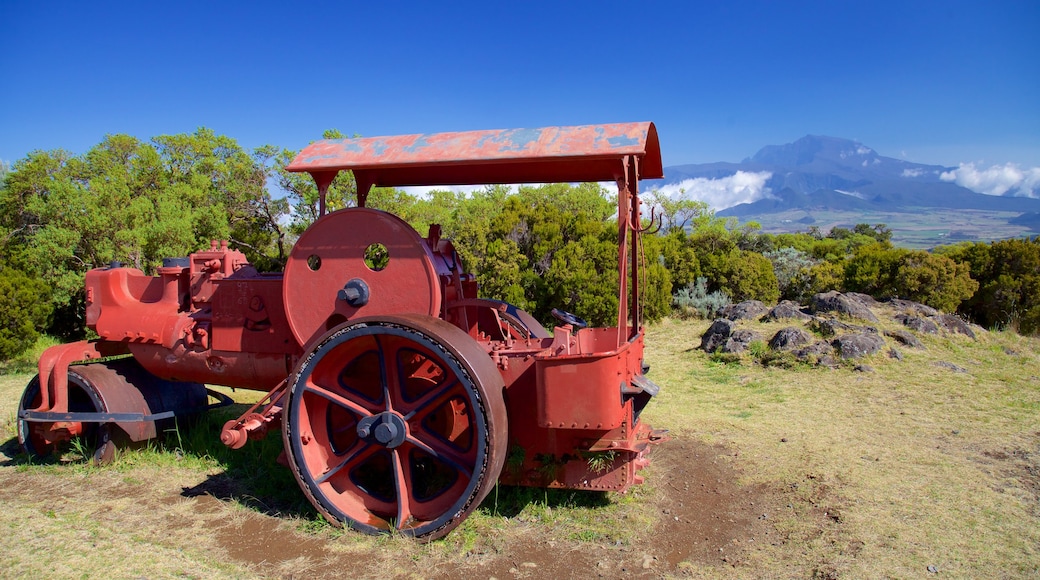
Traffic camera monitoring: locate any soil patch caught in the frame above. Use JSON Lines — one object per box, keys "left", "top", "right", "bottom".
{"left": 432, "top": 436, "right": 778, "bottom": 578}
{"left": 649, "top": 438, "right": 776, "bottom": 569}
{"left": 0, "top": 435, "right": 777, "bottom": 578}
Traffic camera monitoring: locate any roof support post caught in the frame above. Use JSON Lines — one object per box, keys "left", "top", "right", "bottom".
{"left": 616, "top": 156, "right": 633, "bottom": 346}
{"left": 627, "top": 155, "right": 642, "bottom": 341}
{"left": 310, "top": 171, "right": 338, "bottom": 217}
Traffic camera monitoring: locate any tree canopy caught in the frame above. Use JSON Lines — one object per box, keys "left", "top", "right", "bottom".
{"left": 1, "top": 129, "right": 1037, "bottom": 361}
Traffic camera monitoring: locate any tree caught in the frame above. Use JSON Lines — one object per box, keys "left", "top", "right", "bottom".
{"left": 944, "top": 238, "right": 1040, "bottom": 333}
{"left": 644, "top": 190, "right": 709, "bottom": 233}
{"left": 1, "top": 129, "right": 290, "bottom": 339}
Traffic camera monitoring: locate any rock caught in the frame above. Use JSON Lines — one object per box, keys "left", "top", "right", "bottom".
{"left": 813, "top": 317, "right": 878, "bottom": 337}
{"left": 817, "top": 354, "right": 838, "bottom": 368}
{"left": 813, "top": 318, "right": 853, "bottom": 337}
{"left": 933, "top": 314, "right": 977, "bottom": 339}
{"left": 641, "top": 554, "right": 654, "bottom": 569}
{"left": 769, "top": 327, "right": 813, "bottom": 351}
{"left": 935, "top": 361, "right": 968, "bottom": 373}
{"left": 888, "top": 348, "right": 903, "bottom": 360}
{"left": 810, "top": 291, "right": 880, "bottom": 323}
{"left": 888, "top": 298, "right": 939, "bottom": 317}
{"left": 845, "top": 292, "right": 879, "bottom": 307}
{"left": 833, "top": 332, "right": 886, "bottom": 359}
{"left": 701, "top": 319, "right": 735, "bottom": 352}
{"left": 895, "top": 314, "right": 940, "bottom": 334}
{"left": 721, "top": 300, "right": 768, "bottom": 321}
{"left": 794, "top": 340, "right": 834, "bottom": 359}
{"left": 854, "top": 364, "right": 874, "bottom": 373}
{"left": 760, "top": 300, "right": 812, "bottom": 321}
{"left": 884, "top": 329, "right": 924, "bottom": 348}
{"left": 722, "top": 329, "right": 762, "bottom": 354}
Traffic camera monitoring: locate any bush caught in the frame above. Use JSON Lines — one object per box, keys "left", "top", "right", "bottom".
{"left": 765, "top": 247, "right": 818, "bottom": 301}
{"left": 719, "top": 250, "right": 780, "bottom": 304}
{"left": 672, "top": 277, "right": 730, "bottom": 319}
{"left": 893, "top": 251, "right": 978, "bottom": 312}
{"left": 0, "top": 269, "right": 53, "bottom": 360}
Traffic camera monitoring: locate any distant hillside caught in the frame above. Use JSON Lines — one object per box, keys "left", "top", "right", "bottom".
{"left": 646, "top": 136, "right": 1040, "bottom": 245}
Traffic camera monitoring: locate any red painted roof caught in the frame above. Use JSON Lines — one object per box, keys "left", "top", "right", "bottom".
{"left": 286, "top": 122, "right": 662, "bottom": 187}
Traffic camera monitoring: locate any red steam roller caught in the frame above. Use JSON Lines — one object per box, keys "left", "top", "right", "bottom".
{"left": 18, "top": 123, "right": 668, "bottom": 540}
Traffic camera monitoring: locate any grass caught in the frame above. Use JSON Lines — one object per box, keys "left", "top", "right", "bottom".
{"left": 1, "top": 319, "right": 1038, "bottom": 577}
{"left": 642, "top": 313, "right": 1040, "bottom": 577}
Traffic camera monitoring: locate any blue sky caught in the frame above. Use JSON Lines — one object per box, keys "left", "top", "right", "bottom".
{"left": 2, "top": 0, "right": 1037, "bottom": 173}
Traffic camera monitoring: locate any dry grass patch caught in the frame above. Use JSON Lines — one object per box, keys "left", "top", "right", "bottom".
{"left": 642, "top": 316, "right": 1040, "bottom": 577}
{"left": 0, "top": 318, "right": 1037, "bottom": 578}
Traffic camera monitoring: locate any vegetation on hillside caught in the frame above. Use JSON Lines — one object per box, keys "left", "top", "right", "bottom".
{"left": 1, "top": 130, "right": 1038, "bottom": 360}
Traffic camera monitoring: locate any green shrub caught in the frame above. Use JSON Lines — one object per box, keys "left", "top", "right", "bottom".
{"left": 672, "top": 277, "right": 730, "bottom": 319}
{"left": 0, "top": 269, "right": 53, "bottom": 360}
{"left": 765, "top": 247, "right": 818, "bottom": 301}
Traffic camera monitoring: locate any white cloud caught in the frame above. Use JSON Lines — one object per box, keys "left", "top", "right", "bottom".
{"left": 940, "top": 162, "right": 1040, "bottom": 197}
{"left": 901, "top": 168, "right": 925, "bottom": 178}
{"left": 649, "top": 171, "right": 773, "bottom": 210}
{"left": 835, "top": 189, "right": 868, "bottom": 199}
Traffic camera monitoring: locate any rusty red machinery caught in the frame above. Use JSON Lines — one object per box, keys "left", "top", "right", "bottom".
{"left": 18, "top": 122, "right": 668, "bottom": 540}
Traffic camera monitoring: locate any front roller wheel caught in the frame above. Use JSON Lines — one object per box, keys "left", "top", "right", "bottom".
{"left": 18, "top": 370, "right": 115, "bottom": 464}
{"left": 283, "top": 314, "right": 508, "bottom": 540}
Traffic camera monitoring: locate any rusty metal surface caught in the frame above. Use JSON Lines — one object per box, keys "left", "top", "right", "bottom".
{"left": 286, "top": 122, "right": 662, "bottom": 186}
{"left": 281, "top": 208, "right": 444, "bottom": 348}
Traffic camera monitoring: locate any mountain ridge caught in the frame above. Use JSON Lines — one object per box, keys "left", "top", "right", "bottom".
{"left": 644, "top": 135, "right": 1040, "bottom": 240}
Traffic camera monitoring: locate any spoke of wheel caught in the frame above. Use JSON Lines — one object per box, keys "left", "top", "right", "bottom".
{"left": 391, "top": 448, "right": 412, "bottom": 529}
{"left": 374, "top": 335, "right": 403, "bottom": 412}
{"left": 405, "top": 434, "right": 474, "bottom": 480}
{"left": 315, "top": 442, "right": 379, "bottom": 485}
{"left": 303, "top": 381, "right": 374, "bottom": 418}
{"left": 401, "top": 378, "right": 460, "bottom": 421}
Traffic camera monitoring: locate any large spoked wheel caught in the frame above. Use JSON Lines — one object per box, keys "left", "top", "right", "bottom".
{"left": 283, "top": 314, "right": 508, "bottom": 540}
{"left": 18, "top": 370, "right": 115, "bottom": 465}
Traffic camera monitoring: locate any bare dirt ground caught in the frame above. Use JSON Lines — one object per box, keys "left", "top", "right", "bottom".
{"left": 0, "top": 433, "right": 778, "bottom": 578}
{"left": 431, "top": 438, "right": 778, "bottom": 579}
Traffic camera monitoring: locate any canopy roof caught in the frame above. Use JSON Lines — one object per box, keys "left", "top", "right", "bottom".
{"left": 286, "top": 122, "right": 662, "bottom": 188}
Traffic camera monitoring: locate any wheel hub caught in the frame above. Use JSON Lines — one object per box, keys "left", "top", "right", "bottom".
{"left": 356, "top": 412, "right": 408, "bottom": 449}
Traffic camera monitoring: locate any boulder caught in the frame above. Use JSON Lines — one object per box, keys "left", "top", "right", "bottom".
{"left": 769, "top": 327, "right": 813, "bottom": 351}
{"left": 884, "top": 329, "right": 924, "bottom": 349}
{"left": 833, "top": 332, "right": 886, "bottom": 359}
{"left": 700, "top": 319, "right": 735, "bottom": 352}
{"left": 810, "top": 291, "right": 880, "bottom": 323}
{"left": 933, "top": 314, "right": 977, "bottom": 339}
{"left": 888, "top": 298, "right": 939, "bottom": 317}
{"left": 845, "top": 292, "right": 879, "bottom": 307}
{"left": 895, "top": 314, "right": 940, "bottom": 334}
{"left": 761, "top": 300, "right": 812, "bottom": 322}
{"left": 793, "top": 340, "right": 835, "bottom": 364}
{"left": 722, "top": 329, "right": 763, "bottom": 354}
{"left": 721, "top": 300, "right": 769, "bottom": 321}
{"left": 813, "top": 317, "right": 878, "bottom": 337}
